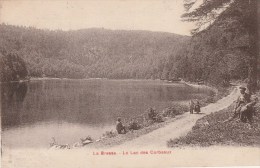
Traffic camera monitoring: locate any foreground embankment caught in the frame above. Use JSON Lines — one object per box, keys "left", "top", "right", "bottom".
{"left": 168, "top": 90, "right": 260, "bottom": 147}
{"left": 114, "top": 85, "right": 239, "bottom": 149}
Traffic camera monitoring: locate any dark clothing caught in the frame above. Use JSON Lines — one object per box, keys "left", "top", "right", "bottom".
{"left": 128, "top": 121, "right": 140, "bottom": 131}
{"left": 148, "top": 109, "right": 157, "bottom": 121}
{"left": 240, "top": 108, "right": 253, "bottom": 123}
{"left": 234, "top": 93, "right": 251, "bottom": 120}
{"left": 194, "top": 105, "right": 201, "bottom": 113}
{"left": 239, "top": 94, "right": 258, "bottom": 123}
{"left": 229, "top": 92, "right": 257, "bottom": 123}
{"left": 194, "top": 101, "right": 201, "bottom": 113}
{"left": 116, "top": 121, "right": 126, "bottom": 134}
{"left": 190, "top": 100, "right": 194, "bottom": 114}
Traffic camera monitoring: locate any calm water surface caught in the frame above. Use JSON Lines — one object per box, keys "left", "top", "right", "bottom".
{"left": 1, "top": 79, "right": 214, "bottom": 148}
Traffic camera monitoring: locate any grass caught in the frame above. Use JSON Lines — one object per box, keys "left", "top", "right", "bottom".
{"left": 85, "top": 87, "right": 230, "bottom": 148}
{"left": 168, "top": 91, "right": 260, "bottom": 147}
{"left": 49, "top": 84, "right": 232, "bottom": 149}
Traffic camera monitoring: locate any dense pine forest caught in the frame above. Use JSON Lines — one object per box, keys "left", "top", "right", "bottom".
{"left": 173, "top": 0, "right": 259, "bottom": 92}
{"left": 0, "top": 24, "right": 188, "bottom": 80}
{"left": 166, "top": 2, "right": 250, "bottom": 85}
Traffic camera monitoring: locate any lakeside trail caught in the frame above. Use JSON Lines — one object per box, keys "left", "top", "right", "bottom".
{"left": 115, "top": 85, "right": 239, "bottom": 149}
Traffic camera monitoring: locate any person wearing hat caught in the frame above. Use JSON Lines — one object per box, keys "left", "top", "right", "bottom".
{"left": 224, "top": 86, "right": 256, "bottom": 123}
{"left": 236, "top": 86, "right": 251, "bottom": 120}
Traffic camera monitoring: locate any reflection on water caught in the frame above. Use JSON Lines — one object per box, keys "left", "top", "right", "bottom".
{"left": 1, "top": 82, "right": 28, "bottom": 128}
{"left": 1, "top": 79, "right": 214, "bottom": 148}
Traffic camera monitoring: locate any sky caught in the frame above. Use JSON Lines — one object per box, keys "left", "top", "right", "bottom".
{"left": 0, "top": 0, "right": 196, "bottom": 35}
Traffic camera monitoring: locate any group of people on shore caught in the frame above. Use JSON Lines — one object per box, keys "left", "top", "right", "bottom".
{"left": 116, "top": 117, "right": 141, "bottom": 134}
{"left": 189, "top": 85, "right": 258, "bottom": 125}
{"left": 116, "top": 99, "right": 202, "bottom": 134}
{"left": 116, "top": 107, "right": 164, "bottom": 134}
{"left": 116, "top": 85, "right": 258, "bottom": 134}
{"left": 189, "top": 99, "right": 201, "bottom": 114}
{"left": 190, "top": 85, "right": 258, "bottom": 124}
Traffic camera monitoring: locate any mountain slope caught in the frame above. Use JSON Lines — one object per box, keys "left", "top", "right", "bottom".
{"left": 0, "top": 24, "right": 189, "bottom": 79}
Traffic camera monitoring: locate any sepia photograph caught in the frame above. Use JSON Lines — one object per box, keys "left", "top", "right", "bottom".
{"left": 0, "top": 0, "right": 260, "bottom": 167}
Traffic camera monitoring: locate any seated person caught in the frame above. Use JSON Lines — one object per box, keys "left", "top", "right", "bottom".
{"left": 224, "top": 86, "right": 258, "bottom": 124}
{"left": 116, "top": 117, "right": 126, "bottom": 134}
{"left": 148, "top": 108, "right": 164, "bottom": 122}
{"left": 128, "top": 119, "right": 141, "bottom": 131}
{"left": 148, "top": 108, "right": 157, "bottom": 121}
{"left": 240, "top": 92, "right": 258, "bottom": 124}
{"left": 194, "top": 99, "right": 201, "bottom": 113}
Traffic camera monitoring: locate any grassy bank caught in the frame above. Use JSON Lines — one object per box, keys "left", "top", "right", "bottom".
{"left": 82, "top": 84, "right": 231, "bottom": 149}
{"left": 48, "top": 83, "right": 231, "bottom": 149}
{"left": 85, "top": 104, "right": 189, "bottom": 148}
{"left": 86, "top": 114, "right": 186, "bottom": 148}
{"left": 168, "top": 91, "right": 260, "bottom": 147}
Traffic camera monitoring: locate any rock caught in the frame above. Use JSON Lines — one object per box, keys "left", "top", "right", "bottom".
{"left": 82, "top": 139, "right": 93, "bottom": 145}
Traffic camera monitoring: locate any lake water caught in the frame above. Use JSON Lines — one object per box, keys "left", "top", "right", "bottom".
{"left": 1, "top": 79, "right": 214, "bottom": 148}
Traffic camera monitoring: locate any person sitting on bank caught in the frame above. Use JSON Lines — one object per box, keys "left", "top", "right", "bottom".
{"left": 238, "top": 87, "right": 258, "bottom": 124}
{"left": 224, "top": 86, "right": 257, "bottom": 124}
{"left": 148, "top": 108, "right": 157, "bottom": 121}
{"left": 147, "top": 108, "right": 163, "bottom": 122}
{"left": 194, "top": 99, "right": 201, "bottom": 113}
{"left": 116, "top": 117, "right": 126, "bottom": 134}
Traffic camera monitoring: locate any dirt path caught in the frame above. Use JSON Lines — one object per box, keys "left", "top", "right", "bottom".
{"left": 116, "top": 86, "right": 239, "bottom": 149}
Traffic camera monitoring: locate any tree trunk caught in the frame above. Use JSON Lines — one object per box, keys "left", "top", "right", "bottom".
{"left": 247, "top": 0, "right": 259, "bottom": 93}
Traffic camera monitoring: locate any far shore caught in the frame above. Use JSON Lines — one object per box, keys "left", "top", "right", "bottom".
{"left": 4, "top": 76, "right": 219, "bottom": 91}
{"left": 1, "top": 77, "right": 184, "bottom": 85}
{"left": 29, "top": 77, "right": 167, "bottom": 81}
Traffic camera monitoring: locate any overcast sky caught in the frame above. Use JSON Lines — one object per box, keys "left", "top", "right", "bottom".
{"left": 0, "top": 0, "right": 195, "bottom": 35}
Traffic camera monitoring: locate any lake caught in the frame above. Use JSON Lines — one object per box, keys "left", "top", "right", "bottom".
{"left": 1, "top": 79, "right": 214, "bottom": 148}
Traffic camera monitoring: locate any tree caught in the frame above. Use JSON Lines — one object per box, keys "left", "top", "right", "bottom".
{"left": 182, "top": 0, "right": 259, "bottom": 92}
{"left": 0, "top": 52, "right": 28, "bottom": 82}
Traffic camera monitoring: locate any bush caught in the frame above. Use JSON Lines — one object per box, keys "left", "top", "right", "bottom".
{"left": 162, "top": 104, "right": 189, "bottom": 117}
{"left": 102, "top": 130, "right": 117, "bottom": 138}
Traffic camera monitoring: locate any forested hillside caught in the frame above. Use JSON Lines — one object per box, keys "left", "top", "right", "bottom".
{"left": 166, "top": 0, "right": 259, "bottom": 87}
{"left": 1, "top": 0, "right": 258, "bottom": 86}
{"left": 0, "top": 24, "right": 189, "bottom": 79}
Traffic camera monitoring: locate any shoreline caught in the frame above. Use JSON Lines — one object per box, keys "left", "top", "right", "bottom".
{"left": 2, "top": 78, "right": 226, "bottom": 149}
{"left": 79, "top": 83, "right": 232, "bottom": 149}
{"left": 1, "top": 76, "right": 219, "bottom": 91}
{"left": 181, "top": 81, "right": 219, "bottom": 93}
{"left": 114, "top": 85, "right": 238, "bottom": 149}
